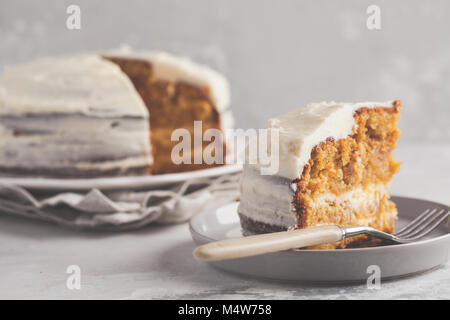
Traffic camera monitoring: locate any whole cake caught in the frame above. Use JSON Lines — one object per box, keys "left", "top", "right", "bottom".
{"left": 238, "top": 100, "right": 402, "bottom": 249}
{"left": 0, "top": 51, "right": 233, "bottom": 177}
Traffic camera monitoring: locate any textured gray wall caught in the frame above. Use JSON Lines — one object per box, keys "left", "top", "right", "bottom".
{"left": 1, "top": 0, "right": 449, "bottom": 143}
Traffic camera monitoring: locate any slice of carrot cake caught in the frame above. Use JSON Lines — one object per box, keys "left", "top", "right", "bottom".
{"left": 238, "top": 100, "right": 402, "bottom": 249}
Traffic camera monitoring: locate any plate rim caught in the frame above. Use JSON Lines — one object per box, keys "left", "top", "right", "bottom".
{"left": 0, "top": 163, "right": 243, "bottom": 191}
{"left": 189, "top": 195, "right": 450, "bottom": 254}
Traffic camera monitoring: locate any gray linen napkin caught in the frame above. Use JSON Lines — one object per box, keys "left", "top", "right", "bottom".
{"left": 0, "top": 173, "right": 240, "bottom": 230}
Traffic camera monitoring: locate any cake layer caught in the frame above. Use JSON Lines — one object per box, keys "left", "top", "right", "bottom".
{"left": 0, "top": 114, "right": 152, "bottom": 177}
{"left": 105, "top": 54, "right": 230, "bottom": 174}
{"left": 238, "top": 166, "right": 396, "bottom": 232}
{"left": 106, "top": 49, "right": 234, "bottom": 134}
{"left": 106, "top": 48, "right": 231, "bottom": 112}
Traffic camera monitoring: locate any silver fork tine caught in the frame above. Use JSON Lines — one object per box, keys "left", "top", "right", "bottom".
{"left": 340, "top": 208, "right": 449, "bottom": 246}
{"left": 397, "top": 209, "right": 443, "bottom": 238}
{"left": 397, "top": 209, "right": 443, "bottom": 237}
{"left": 395, "top": 208, "right": 436, "bottom": 236}
{"left": 402, "top": 210, "right": 450, "bottom": 240}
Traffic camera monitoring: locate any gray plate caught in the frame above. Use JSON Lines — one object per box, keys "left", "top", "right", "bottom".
{"left": 190, "top": 196, "right": 450, "bottom": 283}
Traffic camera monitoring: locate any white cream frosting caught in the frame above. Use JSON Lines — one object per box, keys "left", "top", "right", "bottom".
{"left": 0, "top": 115, "right": 152, "bottom": 173}
{"left": 251, "top": 101, "right": 395, "bottom": 179}
{"left": 0, "top": 54, "right": 148, "bottom": 118}
{"left": 0, "top": 50, "right": 231, "bottom": 117}
{"left": 238, "top": 166, "right": 296, "bottom": 228}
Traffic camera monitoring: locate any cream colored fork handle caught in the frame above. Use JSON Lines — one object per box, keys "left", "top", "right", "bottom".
{"left": 193, "top": 225, "right": 344, "bottom": 261}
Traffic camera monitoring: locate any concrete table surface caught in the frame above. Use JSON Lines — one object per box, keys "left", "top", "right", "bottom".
{"left": 0, "top": 143, "right": 449, "bottom": 299}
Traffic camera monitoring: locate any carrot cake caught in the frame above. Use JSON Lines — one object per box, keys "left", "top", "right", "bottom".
{"left": 0, "top": 51, "right": 233, "bottom": 177}
{"left": 238, "top": 100, "right": 402, "bottom": 249}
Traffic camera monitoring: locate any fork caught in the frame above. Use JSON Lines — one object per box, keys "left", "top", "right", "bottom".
{"left": 193, "top": 208, "right": 450, "bottom": 261}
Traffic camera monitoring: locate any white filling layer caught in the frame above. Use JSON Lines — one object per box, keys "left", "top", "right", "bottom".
{"left": 250, "top": 101, "right": 395, "bottom": 179}
{"left": 311, "top": 184, "right": 392, "bottom": 226}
